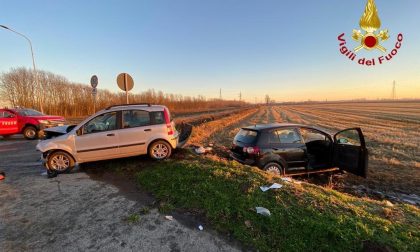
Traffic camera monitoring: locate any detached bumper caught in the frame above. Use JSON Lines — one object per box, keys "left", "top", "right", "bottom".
{"left": 36, "top": 147, "right": 48, "bottom": 169}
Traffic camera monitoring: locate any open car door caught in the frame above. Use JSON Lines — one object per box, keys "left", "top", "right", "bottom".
{"left": 176, "top": 123, "right": 192, "bottom": 148}
{"left": 333, "top": 128, "right": 368, "bottom": 178}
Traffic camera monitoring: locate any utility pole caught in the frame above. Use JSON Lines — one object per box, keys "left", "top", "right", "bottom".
{"left": 391, "top": 80, "right": 397, "bottom": 100}
{"left": 1, "top": 25, "right": 43, "bottom": 113}
{"left": 239, "top": 91, "right": 242, "bottom": 102}
{"left": 219, "top": 88, "right": 222, "bottom": 100}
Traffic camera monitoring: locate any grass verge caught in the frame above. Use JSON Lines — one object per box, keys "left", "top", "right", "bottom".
{"left": 135, "top": 154, "right": 419, "bottom": 251}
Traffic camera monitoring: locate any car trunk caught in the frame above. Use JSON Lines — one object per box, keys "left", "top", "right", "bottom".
{"left": 231, "top": 128, "right": 260, "bottom": 159}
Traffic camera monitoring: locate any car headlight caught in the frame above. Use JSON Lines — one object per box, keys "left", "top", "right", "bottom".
{"left": 38, "top": 120, "right": 49, "bottom": 124}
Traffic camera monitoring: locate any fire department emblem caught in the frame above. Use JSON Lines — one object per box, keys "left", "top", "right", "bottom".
{"left": 352, "top": 0, "right": 389, "bottom": 52}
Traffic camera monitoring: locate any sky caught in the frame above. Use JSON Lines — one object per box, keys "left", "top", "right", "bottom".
{"left": 1, "top": 0, "right": 420, "bottom": 102}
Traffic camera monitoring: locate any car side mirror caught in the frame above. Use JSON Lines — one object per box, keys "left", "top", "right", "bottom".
{"left": 337, "top": 138, "right": 349, "bottom": 144}
{"left": 76, "top": 128, "right": 83, "bottom": 136}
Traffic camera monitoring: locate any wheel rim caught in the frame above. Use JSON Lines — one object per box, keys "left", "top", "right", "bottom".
{"left": 26, "top": 129, "right": 36, "bottom": 138}
{"left": 50, "top": 154, "right": 70, "bottom": 171}
{"left": 266, "top": 165, "right": 280, "bottom": 175}
{"left": 152, "top": 144, "right": 169, "bottom": 159}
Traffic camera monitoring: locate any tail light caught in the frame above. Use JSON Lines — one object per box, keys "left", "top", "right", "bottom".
{"left": 163, "top": 108, "right": 174, "bottom": 135}
{"left": 243, "top": 146, "right": 260, "bottom": 155}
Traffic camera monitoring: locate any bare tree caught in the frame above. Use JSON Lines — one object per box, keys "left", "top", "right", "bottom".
{"left": 0, "top": 67, "right": 248, "bottom": 117}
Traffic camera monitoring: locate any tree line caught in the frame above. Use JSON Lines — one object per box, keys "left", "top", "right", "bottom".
{"left": 0, "top": 67, "right": 247, "bottom": 117}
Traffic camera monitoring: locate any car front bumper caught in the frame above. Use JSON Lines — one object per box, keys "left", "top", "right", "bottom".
{"left": 39, "top": 122, "right": 65, "bottom": 130}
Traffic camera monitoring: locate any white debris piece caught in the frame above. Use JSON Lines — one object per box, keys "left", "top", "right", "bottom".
{"left": 198, "top": 225, "right": 204, "bottom": 231}
{"left": 384, "top": 200, "right": 394, "bottom": 207}
{"left": 260, "top": 183, "right": 283, "bottom": 192}
{"left": 255, "top": 207, "right": 271, "bottom": 216}
{"left": 281, "top": 177, "right": 292, "bottom": 183}
{"left": 195, "top": 146, "right": 206, "bottom": 154}
{"left": 165, "top": 215, "right": 174, "bottom": 221}
{"left": 41, "top": 171, "right": 48, "bottom": 176}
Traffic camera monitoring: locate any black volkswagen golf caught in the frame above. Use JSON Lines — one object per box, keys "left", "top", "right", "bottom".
{"left": 230, "top": 123, "right": 368, "bottom": 178}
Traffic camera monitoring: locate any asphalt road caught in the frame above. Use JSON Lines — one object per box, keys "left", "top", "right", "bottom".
{"left": 0, "top": 137, "right": 241, "bottom": 252}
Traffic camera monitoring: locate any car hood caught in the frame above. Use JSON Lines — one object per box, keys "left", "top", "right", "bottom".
{"left": 43, "top": 125, "right": 77, "bottom": 139}
{"left": 29, "top": 115, "right": 65, "bottom": 121}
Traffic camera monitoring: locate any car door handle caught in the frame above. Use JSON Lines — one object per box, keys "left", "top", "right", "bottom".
{"left": 144, "top": 129, "right": 152, "bottom": 132}
{"left": 106, "top": 133, "right": 115, "bottom": 136}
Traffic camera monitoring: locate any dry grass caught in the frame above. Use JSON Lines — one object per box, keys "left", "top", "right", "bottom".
{"left": 190, "top": 102, "right": 420, "bottom": 196}
{"left": 278, "top": 102, "right": 420, "bottom": 195}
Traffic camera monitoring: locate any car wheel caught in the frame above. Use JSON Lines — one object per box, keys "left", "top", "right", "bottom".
{"left": 263, "top": 162, "right": 283, "bottom": 175}
{"left": 47, "top": 151, "right": 75, "bottom": 173}
{"left": 23, "top": 126, "right": 38, "bottom": 140}
{"left": 149, "top": 141, "right": 172, "bottom": 160}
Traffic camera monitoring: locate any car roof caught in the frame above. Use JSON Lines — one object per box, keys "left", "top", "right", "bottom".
{"left": 102, "top": 104, "right": 168, "bottom": 113}
{"left": 242, "top": 123, "right": 333, "bottom": 135}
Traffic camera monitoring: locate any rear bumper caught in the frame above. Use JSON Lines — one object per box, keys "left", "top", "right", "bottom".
{"left": 230, "top": 151, "right": 256, "bottom": 166}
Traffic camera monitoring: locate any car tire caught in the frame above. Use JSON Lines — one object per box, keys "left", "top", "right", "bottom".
{"left": 149, "top": 140, "right": 172, "bottom": 160}
{"left": 23, "top": 126, "right": 38, "bottom": 140}
{"left": 47, "top": 151, "right": 75, "bottom": 174}
{"left": 263, "top": 162, "right": 283, "bottom": 175}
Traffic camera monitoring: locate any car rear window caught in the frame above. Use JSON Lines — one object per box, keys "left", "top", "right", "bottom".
{"left": 234, "top": 129, "right": 258, "bottom": 144}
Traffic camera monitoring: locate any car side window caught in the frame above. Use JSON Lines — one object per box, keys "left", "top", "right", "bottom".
{"left": 0, "top": 111, "right": 15, "bottom": 118}
{"left": 335, "top": 129, "right": 361, "bottom": 146}
{"left": 122, "top": 110, "right": 150, "bottom": 128}
{"left": 268, "top": 130, "right": 280, "bottom": 143}
{"left": 83, "top": 112, "right": 117, "bottom": 134}
{"left": 300, "top": 128, "right": 328, "bottom": 143}
{"left": 276, "top": 129, "right": 302, "bottom": 144}
{"left": 150, "top": 111, "right": 165, "bottom": 125}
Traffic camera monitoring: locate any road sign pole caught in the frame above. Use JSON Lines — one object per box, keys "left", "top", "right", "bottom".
{"left": 93, "top": 95, "right": 96, "bottom": 113}
{"left": 124, "top": 73, "right": 129, "bottom": 104}
{"left": 90, "top": 75, "right": 99, "bottom": 114}
{"left": 117, "top": 73, "right": 134, "bottom": 104}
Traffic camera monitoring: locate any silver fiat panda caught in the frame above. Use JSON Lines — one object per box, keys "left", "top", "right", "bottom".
{"left": 36, "top": 103, "right": 190, "bottom": 173}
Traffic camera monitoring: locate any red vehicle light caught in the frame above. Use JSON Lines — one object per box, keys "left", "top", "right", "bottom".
{"left": 163, "top": 108, "right": 174, "bottom": 135}
{"left": 243, "top": 146, "right": 260, "bottom": 155}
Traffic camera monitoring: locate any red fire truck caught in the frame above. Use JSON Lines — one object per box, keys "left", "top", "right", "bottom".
{"left": 0, "top": 108, "right": 65, "bottom": 140}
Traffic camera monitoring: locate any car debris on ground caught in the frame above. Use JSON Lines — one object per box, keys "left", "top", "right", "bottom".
{"left": 165, "top": 215, "right": 174, "bottom": 221}
{"left": 281, "top": 177, "right": 301, "bottom": 184}
{"left": 0, "top": 171, "right": 5, "bottom": 180}
{"left": 260, "top": 183, "right": 282, "bottom": 192}
{"left": 255, "top": 207, "right": 271, "bottom": 216}
{"left": 194, "top": 146, "right": 213, "bottom": 154}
